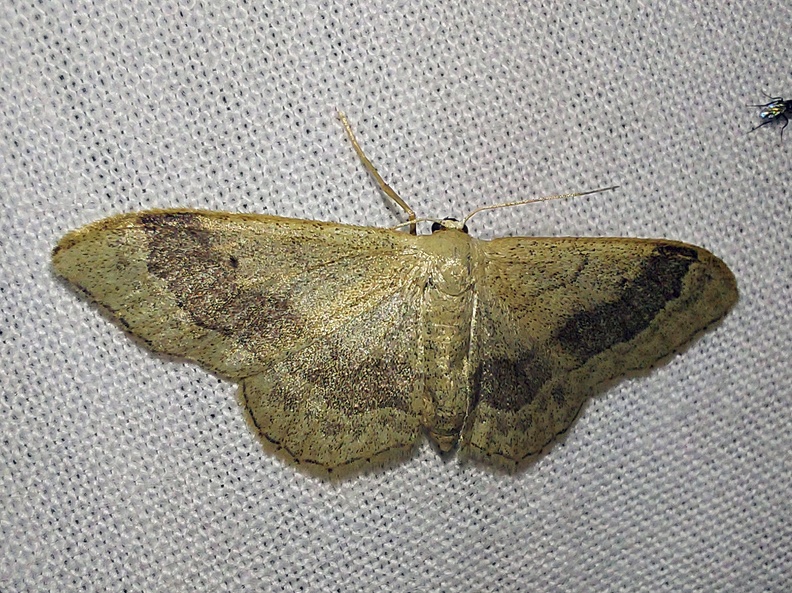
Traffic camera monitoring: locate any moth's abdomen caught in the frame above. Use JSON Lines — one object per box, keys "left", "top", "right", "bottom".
{"left": 421, "top": 286, "right": 475, "bottom": 452}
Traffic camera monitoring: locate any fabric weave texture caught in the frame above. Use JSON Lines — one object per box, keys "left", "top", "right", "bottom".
{"left": 0, "top": 2, "right": 789, "bottom": 592}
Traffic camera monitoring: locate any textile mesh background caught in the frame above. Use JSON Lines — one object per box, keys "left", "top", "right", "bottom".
{"left": 1, "top": 1, "right": 789, "bottom": 592}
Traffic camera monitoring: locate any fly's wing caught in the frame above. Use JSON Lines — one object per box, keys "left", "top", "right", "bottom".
{"left": 461, "top": 237, "right": 738, "bottom": 466}
{"left": 53, "top": 210, "right": 430, "bottom": 471}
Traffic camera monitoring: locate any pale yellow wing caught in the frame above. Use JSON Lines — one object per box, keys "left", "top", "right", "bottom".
{"left": 53, "top": 210, "right": 430, "bottom": 471}
{"left": 461, "top": 237, "right": 738, "bottom": 465}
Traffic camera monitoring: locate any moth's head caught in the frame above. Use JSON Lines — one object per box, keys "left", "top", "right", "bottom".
{"left": 431, "top": 218, "right": 469, "bottom": 234}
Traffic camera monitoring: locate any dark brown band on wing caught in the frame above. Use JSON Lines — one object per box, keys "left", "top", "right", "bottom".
{"left": 554, "top": 244, "right": 698, "bottom": 363}
{"left": 140, "top": 212, "right": 300, "bottom": 344}
{"left": 474, "top": 350, "right": 553, "bottom": 413}
{"left": 299, "top": 350, "right": 415, "bottom": 416}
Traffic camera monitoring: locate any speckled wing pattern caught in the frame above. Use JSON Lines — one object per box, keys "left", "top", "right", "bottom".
{"left": 53, "top": 210, "right": 738, "bottom": 473}
{"left": 53, "top": 210, "right": 432, "bottom": 470}
{"left": 460, "top": 237, "right": 737, "bottom": 464}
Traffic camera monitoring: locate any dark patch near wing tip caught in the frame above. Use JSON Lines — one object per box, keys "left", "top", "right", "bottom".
{"left": 476, "top": 350, "right": 553, "bottom": 412}
{"left": 140, "top": 212, "right": 300, "bottom": 342}
{"left": 555, "top": 245, "right": 696, "bottom": 362}
{"left": 656, "top": 243, "right": 699, "bottom": 261}
{"left": 140, "top": 212, "right": 198, "bottom": 227}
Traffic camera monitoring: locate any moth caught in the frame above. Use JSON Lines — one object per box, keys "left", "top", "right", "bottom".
{"left": 53, "top": 114, "right": 738, "bottom": 474}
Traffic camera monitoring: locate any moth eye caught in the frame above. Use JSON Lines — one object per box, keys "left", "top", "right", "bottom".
{"left": 431, "top": 221, "right": 442, "bottom": 233}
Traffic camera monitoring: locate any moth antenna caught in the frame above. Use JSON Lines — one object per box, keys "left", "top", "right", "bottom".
{"left": 462, "top": 186, "right": 619, "bottom": 227}
{"left": 337, "top": 110, "right": 417, "bottom": 234}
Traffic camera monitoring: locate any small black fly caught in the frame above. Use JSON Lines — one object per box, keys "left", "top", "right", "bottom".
{"left": 749, "top": 94, "right": 792, "bottom": 138}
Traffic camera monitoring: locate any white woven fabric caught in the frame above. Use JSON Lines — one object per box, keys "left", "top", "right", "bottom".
{"left": 1, "top": 1, "right": 789, "bottom": 591}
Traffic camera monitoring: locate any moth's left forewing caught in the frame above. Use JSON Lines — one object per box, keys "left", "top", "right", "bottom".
{"left": 53, "top": 211, "right": 427, "bottom": 378}
{"left": 462, "top": 236, "right": 738, "bottom": 466}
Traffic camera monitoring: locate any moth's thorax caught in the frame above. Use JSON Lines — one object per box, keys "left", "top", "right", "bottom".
{"left": 419, "top": 229, "right": 479, "bottom": 451}
{"left": 421, "top": 228, "right": 478, "bottom": 295}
